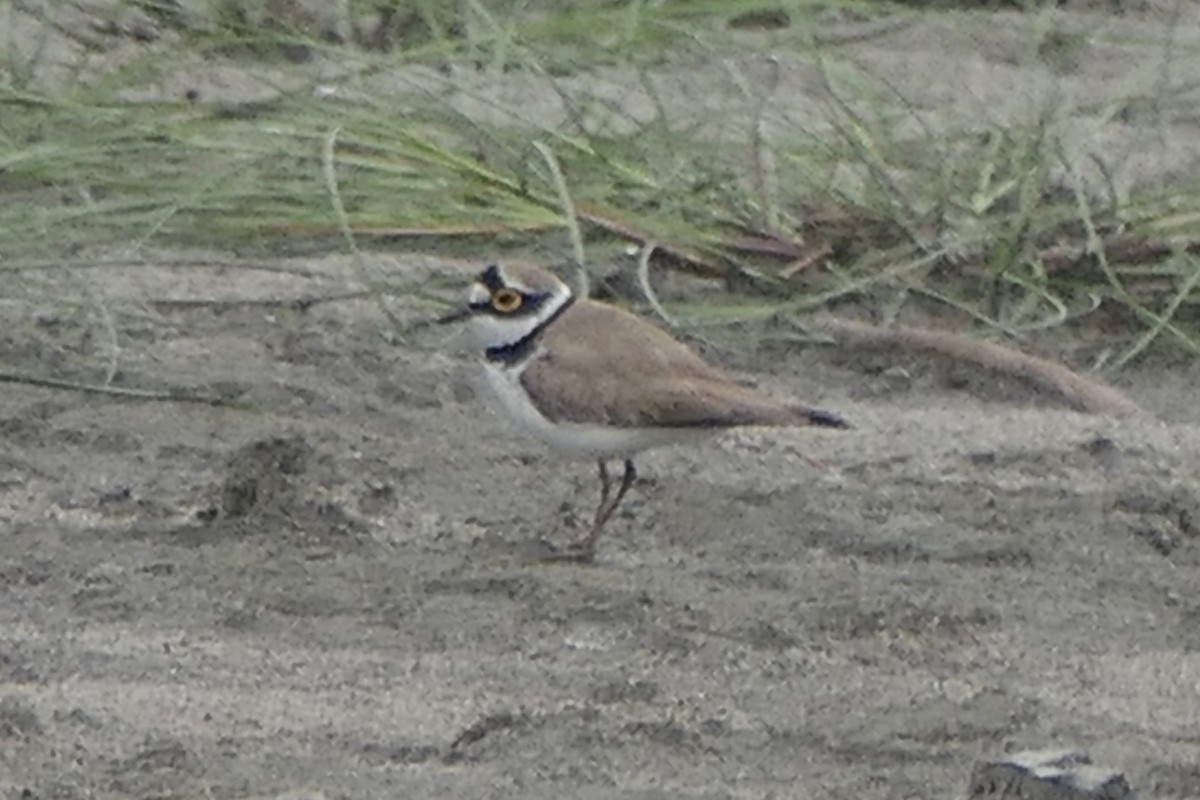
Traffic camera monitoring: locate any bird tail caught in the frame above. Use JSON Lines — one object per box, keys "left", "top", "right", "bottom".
{"left": 792, "top": 405, "right": 851, "bottom": 429}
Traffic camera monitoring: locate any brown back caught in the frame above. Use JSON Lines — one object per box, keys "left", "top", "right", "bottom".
{"left": 519, "top": 300, "right": 822, "bottom": 429}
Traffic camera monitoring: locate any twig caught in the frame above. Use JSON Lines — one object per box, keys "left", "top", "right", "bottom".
{"left": 779, "top": 244, "right": 833, "bottom": 279}
{"left": 0, "top": 257, "right": 326, "bottom": 278}
{"left": 809, "top": 316, "right": 1143, "bottom": 419}
{"left": 321, "top": 125, "right": 407, "bottom": 337}
{"left": 0, "top": 372, "right": 241, "bottom": 406}
{"left": 635, "top": 241, "right": 674, "bottom": 327}
{"left": 147, "top": 290, "right": 378, "bottom": 312}
{"left": 573, "top": 202, "right": 726, "bottom": 279}
{"left": 1037, "top": 234, "right": 1200, "bottom": 273}
{"left": 532, "top": 140, "right": 588, "bottom": 299}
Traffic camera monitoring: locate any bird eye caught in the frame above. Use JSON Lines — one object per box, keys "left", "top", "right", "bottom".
{"left": 491, "top": 289, "right": 523, "bottom": 313}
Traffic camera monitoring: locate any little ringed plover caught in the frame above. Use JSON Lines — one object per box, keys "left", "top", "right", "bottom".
{"left": 438, "top": 263, "right": 849, "bottom": 562}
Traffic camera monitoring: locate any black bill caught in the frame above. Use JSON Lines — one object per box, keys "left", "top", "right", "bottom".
{"left": 436, "top": 306, "right": 473, "bottom": 325}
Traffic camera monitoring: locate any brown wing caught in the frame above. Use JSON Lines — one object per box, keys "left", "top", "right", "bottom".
{"left": 520, "top": 300, "right": 846, "bottom": 429}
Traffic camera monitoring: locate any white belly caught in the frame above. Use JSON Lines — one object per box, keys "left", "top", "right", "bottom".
{"left": 479, "top": 362, "right": 713, "bottom": 460}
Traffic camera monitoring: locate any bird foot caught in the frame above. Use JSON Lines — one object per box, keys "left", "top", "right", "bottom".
{"left": 527, "top": 536, "right": 597, "bottom": 565}
{"left": 556, "top": 502, "right": 583, "bottom": 531}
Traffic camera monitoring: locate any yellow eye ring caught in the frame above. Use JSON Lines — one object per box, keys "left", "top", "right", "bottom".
{"left": 491, "top": 289, "right": 523, "bottom": 313}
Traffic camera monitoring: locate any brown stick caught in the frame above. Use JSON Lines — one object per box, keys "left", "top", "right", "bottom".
{"left": 1037, "top": 234, "right": 1200, "bottom": 273}
{"left": 809, "top": 317, "right": 1144, "bottom": 419}
{"left": 0, "top": 371, "right": 240, "bottom": 406}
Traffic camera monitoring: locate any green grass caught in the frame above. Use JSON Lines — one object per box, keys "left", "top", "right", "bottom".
{"left": 2, "top": 0, "right": 1199, "bottom": 370}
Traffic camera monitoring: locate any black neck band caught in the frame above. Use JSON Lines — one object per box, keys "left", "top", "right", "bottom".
{"left": 485, "top": 296, "right": 575, "bottom": 365}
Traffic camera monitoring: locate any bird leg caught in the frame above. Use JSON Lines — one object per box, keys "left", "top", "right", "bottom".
{"left": 590, "top": 459, "right": 636, "bottom": 539}
{"left": 540, "top": 459, "right": 637, "bottom": 564}
{"left": 595, "top": 460, "right": 612, "bottom": 520}
{"left": 573, "top": 459, "right": 637, "bottom": 560}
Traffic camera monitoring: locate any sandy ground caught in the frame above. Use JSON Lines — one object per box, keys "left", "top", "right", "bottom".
{"left": 1, "top": 250, "right": 1198, "bottom": 799}
{"left": 3, "top": 3, "right": 1200, "bottom": 799}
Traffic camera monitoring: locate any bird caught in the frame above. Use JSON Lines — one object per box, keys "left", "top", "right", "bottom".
{"left": 437, "top": 263, "right": 850, "bottom": 562}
